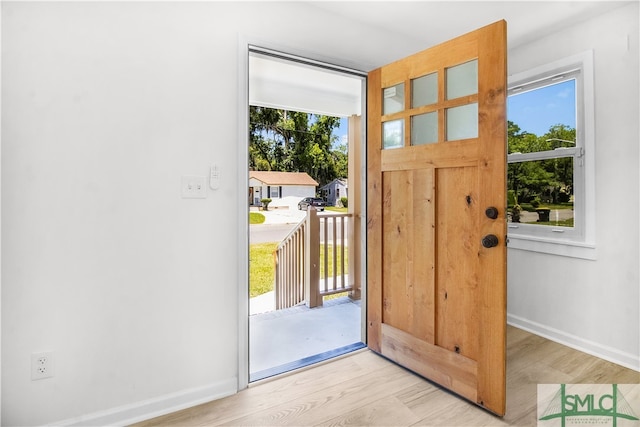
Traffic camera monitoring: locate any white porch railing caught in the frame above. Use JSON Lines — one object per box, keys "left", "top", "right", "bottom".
{"left": 274, "top": 208, "right": 358, "bottom": 310}
{"left": 273, "top": 218, "right": 306, "bottom": 310}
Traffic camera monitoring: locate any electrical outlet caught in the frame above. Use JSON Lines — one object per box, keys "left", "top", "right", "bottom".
{"left": 31, "top": 351, "right": 54, "bottom": 380}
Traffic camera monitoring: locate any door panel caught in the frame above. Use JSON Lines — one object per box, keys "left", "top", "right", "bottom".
{"left": 382, "top": 169, "right": 435, "bottom": 342}
{"left": 435, "top": 166, "right": 479, "bottom": 360}
{"left": 380, "top": 323, "right": 478, "bottom": 403}
{"left": 367, "top": 21, "right": 507, "bottom": 415}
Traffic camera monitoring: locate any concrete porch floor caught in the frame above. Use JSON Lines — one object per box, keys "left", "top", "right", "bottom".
{"left": 249, "top": 295, "right": 363, "bottom": 381}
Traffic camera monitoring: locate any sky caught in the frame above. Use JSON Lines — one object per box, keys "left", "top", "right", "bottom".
{"left": 507, "top": 79, "right": 576, "bottom": 136}
{"left": 336, "top": 117, "right": 349, "bottom": 146}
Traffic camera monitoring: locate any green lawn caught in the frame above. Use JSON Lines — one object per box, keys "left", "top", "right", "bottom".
{"left": 320, "top": 244, "right": 348, "bottom": 278}
{"left": 249, "top": 242, "right": 278, "bottom": 297}
{"left": 249, "top": 243, "right": 348, "bottom": 297}
{"left": 249, "top": 212, "right": 265, "bottom": 224}
{"left": 526, "top": 218, "right": 574, "bottom": 227}
{"left": 325, "top": 207, "right": 348, "bottom": 213}
{"left": 512, "top": 202, "right": 573, "bottom": 212}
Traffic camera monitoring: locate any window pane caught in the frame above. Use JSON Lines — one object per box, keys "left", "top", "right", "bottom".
{"left": 411, "top": 73, "right": 438, "bottom": 108}
{"left": 508, "top": 79, "right": 576, "bottom": 153}
{"left": 446, "top": 60, "right": 477, "bottom": 99}
{"left": 411, "top": 112, "right": 438, "bottom": 145}
{"left": 507, "top": 158, "right": 574, "bottom": 227}
{"left": 383, "top": 83, "right": 404, "bottom": 115}
{"left": 446, "top": 103, "right": 478, "bottom": 140}
{"left": 382, "top": 119, "right": 404, "bottom": 149}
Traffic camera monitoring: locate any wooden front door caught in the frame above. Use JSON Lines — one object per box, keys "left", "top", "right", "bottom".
{"left": 367, "top": 21, "right": 507, "bottom": 415}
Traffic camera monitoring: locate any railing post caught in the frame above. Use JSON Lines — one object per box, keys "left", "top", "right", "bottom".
{"left": 304, "top": 206, "right": 322, "bottom": 308}
{"left": 348, "top": 114, "right": 362, "bottom": 301}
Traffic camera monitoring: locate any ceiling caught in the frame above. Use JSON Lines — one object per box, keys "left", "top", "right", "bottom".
{"left": 307, "top": 1, "right": 632, "bottom": 51}
{"left": 249, "top": 1, "right": 631, "bottom": 117}
{"left": 249, "top": 53, "right": 364, "bottom": 117}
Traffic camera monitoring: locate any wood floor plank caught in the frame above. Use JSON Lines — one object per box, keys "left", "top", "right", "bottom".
{"left": 398, "top": 381, "right": 505, "bottom": 426}
{"left": 132, "top": 327, "right": 639, "bottom": 427}
{"left": 133, "top": 351, "right": 376, "bottom": 427}
{"left": 317, "top": 395, "right": 421, "bottom": 426}
{"left": 219, "top": 362, "right": 424, "bottom": 426}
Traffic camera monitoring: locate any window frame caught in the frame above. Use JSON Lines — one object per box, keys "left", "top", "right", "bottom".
{"left": 506, "top": 51, "right": 596, "bottom": 260}
{"left": 270, "top": 186, "right": 279, "bottom": 198}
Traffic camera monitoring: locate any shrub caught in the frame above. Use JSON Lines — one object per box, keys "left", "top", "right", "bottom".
{"left": 530, "top": 197, "right": 541, "bottom": 209}
{"left": 558, "top": 191, "right": 571, "bottom": 203}
{"left": 340, "top": 197, "right": 348, "bottom": 208}
{"left": 260, "top": 198, "right": 272, "bottom": 211}
{"left": 510, "top": 204, "right": 521, "bottom": 223}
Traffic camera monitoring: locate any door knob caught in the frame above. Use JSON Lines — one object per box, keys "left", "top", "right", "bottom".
{"left": 485, "top": 207, "right": 499, "bottom": 219}
{"left": 482, "top": 234, "right": 499, "bottom": 248}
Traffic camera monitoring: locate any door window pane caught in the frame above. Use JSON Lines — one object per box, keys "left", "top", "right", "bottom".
{"left": 411, "top": 73, "right": 438, "bottom": 108}
{"left": 383, "top": 83, "right": 405, "bottom": 115}
{"left": 382, "top": 119, "right": 404, "bottom": 149}
{"left": 446, "top": 60, "right": 478, "bottom": 100}
{"left": 411, "top": 112, "right": 438, "bottom": 145}
{"left": 446, "top": 103, "right": 478, "bottom": 140}
{"left": 507, "top": 158, "right": 574, "bottom": 227}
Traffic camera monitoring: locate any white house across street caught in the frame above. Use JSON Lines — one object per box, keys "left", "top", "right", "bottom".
{"left": 249, "top": 171, "right": 318, "bottom": 206}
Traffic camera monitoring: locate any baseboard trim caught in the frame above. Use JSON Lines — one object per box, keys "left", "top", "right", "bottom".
{"left": 52, "top": 377, "right": 237, "bottom": 426}
{"left": 508, "top": 313, "right": 640, "bottom": 372}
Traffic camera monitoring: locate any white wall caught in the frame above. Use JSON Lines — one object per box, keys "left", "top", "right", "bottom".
{"left": 0, "top": 2, "right": 414, "bottom": 425}
{"left": 281, "top": 186, "right": 315, "bottom": 199}
{"left": 2, "top": 2, "right": 638, "bottom": 426}
{"left": 247, "top": 179, "right": 315, "bottom": 200}
{"left": 506, "top": 2, "right": 640, "bottom": 370}
{"left": 257, "top": 184, "right": 315, "bottom": 200}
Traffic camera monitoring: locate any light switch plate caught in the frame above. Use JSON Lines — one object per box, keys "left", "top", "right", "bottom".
{"left": 181, "top": 175, "right": 207, "bottom": 199}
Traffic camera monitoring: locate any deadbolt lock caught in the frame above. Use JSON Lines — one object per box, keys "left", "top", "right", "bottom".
{"left": 485, "top": 207, "right": 499, "bottom": 220}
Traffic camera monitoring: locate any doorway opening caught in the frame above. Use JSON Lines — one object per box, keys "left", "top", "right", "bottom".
{"left": 247, "top": 48, "right": 367, "bottom": 382}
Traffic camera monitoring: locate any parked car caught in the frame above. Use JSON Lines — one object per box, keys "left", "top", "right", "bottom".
{"left": 298, "top": 197, "right": 326, "bottom": 211}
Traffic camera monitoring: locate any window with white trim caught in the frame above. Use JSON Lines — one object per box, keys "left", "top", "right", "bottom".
{"left": 507, "top": 51, "right": 595, "bottom": 259}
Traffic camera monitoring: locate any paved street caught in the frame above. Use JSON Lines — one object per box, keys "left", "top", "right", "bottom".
{"left": 250, "top": 203, "right": 305, "bottom": 244}
{"left": 515, "top": 209, "right": 574, "bottom": 224}
{"left": 250, "top": 209, "right": 348, "bottom": 245}
{"left": 250, "top": 223, "right": 298, "bottom": 244}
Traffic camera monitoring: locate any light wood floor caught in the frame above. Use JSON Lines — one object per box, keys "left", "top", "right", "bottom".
{"left": 133, "top": 326, "right": 639, "bottom": 426}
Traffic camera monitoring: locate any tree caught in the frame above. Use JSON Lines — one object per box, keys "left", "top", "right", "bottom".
{"left": 332, "top": 140, "right": 348, "bottom": 180}
{"left": 249, "top": 106, "right": 345, "bottom": 187}
{"left": 507, "top": 121, "right": 576, "bottom": 206}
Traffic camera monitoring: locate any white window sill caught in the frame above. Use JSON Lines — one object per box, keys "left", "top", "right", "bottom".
{"left": 507, "top": 234, "right": 596, "bottom": 260}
